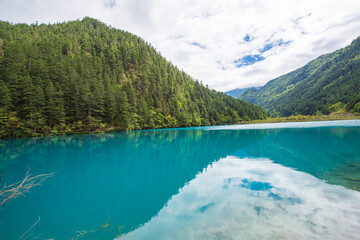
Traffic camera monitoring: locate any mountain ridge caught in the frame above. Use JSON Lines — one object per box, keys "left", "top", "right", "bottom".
{"left": 240, "top": 37, "right": 360, "bottom": 116}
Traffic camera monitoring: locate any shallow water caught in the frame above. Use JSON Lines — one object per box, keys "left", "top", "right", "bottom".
{"left": 1, "top": 120, "right": 360, "bottom": 239}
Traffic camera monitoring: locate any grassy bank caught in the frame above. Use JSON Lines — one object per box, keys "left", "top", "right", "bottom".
{"left": 244, "top": 111, "right": 360, "bottom": 124}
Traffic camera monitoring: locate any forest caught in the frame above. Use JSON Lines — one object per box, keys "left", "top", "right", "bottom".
{"left": 0, "top": 17, "right": 267, "bottom": 138}
{"left": 240, "top": 36, "right": 360, "bottom": 116}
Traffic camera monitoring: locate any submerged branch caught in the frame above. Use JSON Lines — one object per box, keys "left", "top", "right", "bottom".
{"left": 0, "top": 170, "right": 53, "bottom": 207}
{"left": 71, "top": 218, "right": 114, "bottom": 240}
{"left": 18, "top": 216, "right": 41, "bottom": 240}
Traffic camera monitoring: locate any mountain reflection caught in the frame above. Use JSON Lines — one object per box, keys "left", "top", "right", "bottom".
{"left": 237, "top": 127, "right": 360, "bottom": 191}
{"left": 0, "top": 128, "right": 264, "bottom": 238}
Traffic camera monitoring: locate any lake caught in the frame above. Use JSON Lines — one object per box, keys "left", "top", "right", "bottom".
{"left": 1, "top": 120, "right": 360, "bottom": 239}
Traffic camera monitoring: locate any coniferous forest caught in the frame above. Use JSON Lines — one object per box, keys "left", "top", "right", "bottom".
{"left": 0, "top": 18, "right": 267, "bottom": 138}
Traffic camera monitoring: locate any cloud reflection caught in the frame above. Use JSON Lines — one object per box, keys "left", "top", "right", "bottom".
{"left": 118, "top": 156, "right": 360, "bottom": 240}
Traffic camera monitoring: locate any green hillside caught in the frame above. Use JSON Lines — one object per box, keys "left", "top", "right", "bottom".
{"left": 240, "top": 37, "right": 360, "bottom": 116}
{"left": 0, "top": 18, "right": 267, "bottom": 138}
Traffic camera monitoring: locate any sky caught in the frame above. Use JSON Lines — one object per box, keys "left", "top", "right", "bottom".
{"left": 0, "top": 0, "right": 360, "bottom": 91}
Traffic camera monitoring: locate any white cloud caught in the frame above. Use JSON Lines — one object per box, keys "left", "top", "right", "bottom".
{"left": 0, "top": 0, "right": 359, "bottom": 91}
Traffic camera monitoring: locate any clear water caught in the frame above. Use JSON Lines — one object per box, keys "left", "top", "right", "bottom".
{"left": 1, "top": 120, "right": 360, "bottom": 239}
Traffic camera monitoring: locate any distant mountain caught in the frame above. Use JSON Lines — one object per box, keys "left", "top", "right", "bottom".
{"left": 0, "top": 18, "right": 267, "bottom": 138}
{"left": 240, "top": 37, "right": 360, "bottom": 116}
{"left": 225, "top": 86, "right": 262, "bottom": 98}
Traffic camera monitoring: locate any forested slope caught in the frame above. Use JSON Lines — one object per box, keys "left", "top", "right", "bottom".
{"left": 240, "top": 37, "right": 360, "bottom": 116}
{"left": 0, "top": 18, "right": 267, "bottom": 137}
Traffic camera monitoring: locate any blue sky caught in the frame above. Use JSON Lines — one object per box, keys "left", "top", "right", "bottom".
{"left": 234, "top": 39, "right": 291, "bottom": 67}
{"left": 0, "top": 0, "right": 359, "bottom": 91}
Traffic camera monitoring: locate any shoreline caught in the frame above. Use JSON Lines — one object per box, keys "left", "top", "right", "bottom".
{"left": 1, "top": 113, "right": 359, "bottom": 139}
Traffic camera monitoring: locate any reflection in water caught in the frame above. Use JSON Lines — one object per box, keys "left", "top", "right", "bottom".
{"left": 0, "top": 120, "right": 360, "bottom": 239}
{"left": 238, "top": 127, "right": 360, "bottom": 191}
{"left": 119, "top": 156, "right": 360, "bottom": 240}
{"left": 0, "top": 129, "right": 263, "bottom": 239}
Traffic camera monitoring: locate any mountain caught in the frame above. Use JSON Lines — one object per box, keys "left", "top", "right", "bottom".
{"left": 240, "top": 37, "right": 360, "bottom": 116}
{"left": 225, "top": 86, "right": 261, "bottom": 98}
{"left": 0, "top": 18, "right": 267, "bottom": 138}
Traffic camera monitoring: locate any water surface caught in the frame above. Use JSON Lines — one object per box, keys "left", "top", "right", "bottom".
{"left": 1, "top": 120, "right": 360, "bottom": 239}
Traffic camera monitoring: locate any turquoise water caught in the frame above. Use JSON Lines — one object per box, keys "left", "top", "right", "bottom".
{"left": 1, "top": 120, "right": 360, "bottom": 239}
